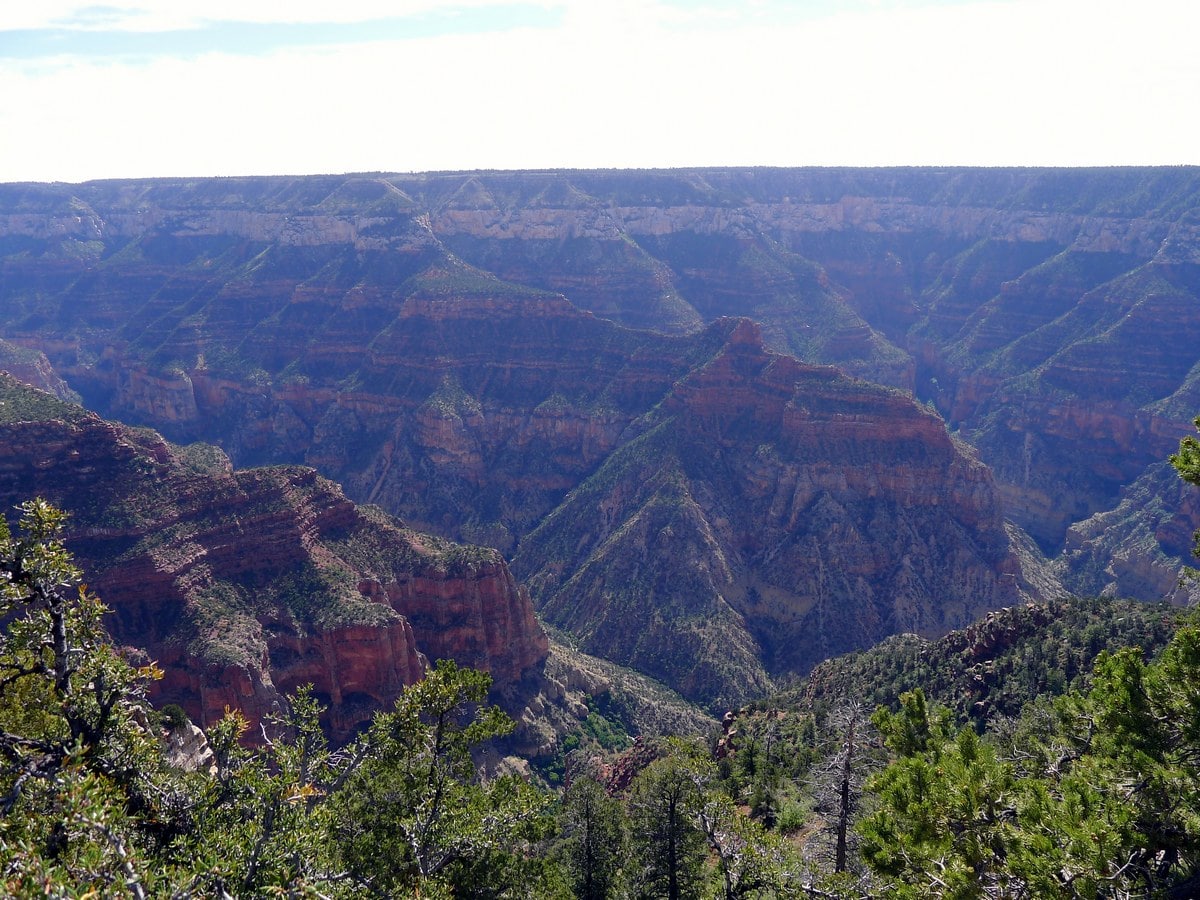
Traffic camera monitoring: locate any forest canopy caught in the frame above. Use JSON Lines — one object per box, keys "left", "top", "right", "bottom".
{"left": 2, "top": 489, "right": 1199, "bottom": 898}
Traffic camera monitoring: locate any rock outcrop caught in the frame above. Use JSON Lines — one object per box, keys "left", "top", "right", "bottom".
{"left": 514, "top": 319, "right": 1045, "bottom": 710}
{"left": 0, "top": 375, "right": 547, "bottom": 742}
{"left": 163, "top": 722, "right": 216, "bottom": 775}
{"left": 1056, "top": 462, "right": 1200, "bottom": 605}
{"left": 5, "top": 168, "right": 1200, "bottom": 710}
{"left": 0, "top": 338, "right": 78, "bottom": 402}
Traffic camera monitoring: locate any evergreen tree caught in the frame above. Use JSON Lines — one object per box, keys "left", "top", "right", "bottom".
{"left": 1172, "top": 415, "right": 1200, "bottom": 561}
{"left": 858, "top": 691, "right": 1016, "bottom": 899}
{"left": 328, "top": 659, "right": 551, "bottom": 896}
{"left": 558, "top": 775, "right": 627, "bottom": 900}
{"left": 0, "top": 499, "right": 183, "bottom": 897}
{"left": 627, "top": 749, "right": 709, "bottom": 900}
{"left": 178, "top": 687, "right": 342, "bottom": 895}
{"left": 979, "top": 637, "right": 1200, "bottom": 898}
{"left": 0, "top": 500, "right": 560, "bottom": 897}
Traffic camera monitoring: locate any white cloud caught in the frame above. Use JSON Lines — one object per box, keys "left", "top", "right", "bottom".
{"left": 2, "top": 0, "right": 563, "bottom": 32}
{"left": 1, "top": 0, "right": 1197, "bottom": 181}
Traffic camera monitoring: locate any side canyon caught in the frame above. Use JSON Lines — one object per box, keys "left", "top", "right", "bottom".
{"left": 2, "top": 167, "right": 1198, "bottom": 713}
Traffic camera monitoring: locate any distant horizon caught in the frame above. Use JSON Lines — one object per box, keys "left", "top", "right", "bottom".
{"left": 9, "top": 161, "right": 1200, "bottom": 189}
{"left": 4, "top": 0, "right": 1198, "bottom": 183}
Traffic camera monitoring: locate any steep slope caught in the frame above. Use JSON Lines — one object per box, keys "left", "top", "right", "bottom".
{"left": 4, "top": 169, "right": 1199, "bottom": 565}
{"left": 514, "top": 320, "right": 1045, "bottom": 711}
{"left": 439, "top": 211, "right": 914, "bottom": 388}
{"left": 3, "top": 168, "right": 1200, "bottom": 694}
{"left": 304, "top": 273, "right": 719, "bottom": 552}
{"left": 0, "top": 191, "right": 728, "bottom": 552}
{"left": 940, "top": 258, "right": 1200, "bottom": 550}
{"left": 790, "top": 595, "right": 1188, "bottom": 724}
{"left": 429, "top": 170, "right": 1200, "bottom": 560}
{"left": 0, "top": 338, "right": 78, "bottom": 401}
{"left": 0, "top": 375, "right": 548, "bottom": 742}
{"left": 1055, "top": 461, "right": 1200, "bottom": 605}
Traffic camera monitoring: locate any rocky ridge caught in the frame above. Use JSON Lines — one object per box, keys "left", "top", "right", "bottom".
{"left": 0, "top": 374, "right": 547, "bottom": 742}
{"left": 3, "top": 168, "right": 1197, "bottom": 711}
{"left": 514, "top": 319, "right": 1040, "bottom": 709}
{"left": 3, "top": 170, "right": 1199, "bottom": 567}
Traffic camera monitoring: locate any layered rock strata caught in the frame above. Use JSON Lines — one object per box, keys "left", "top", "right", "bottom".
{"left": 2, "top": 169, "right": 1198, "bottom": 563}
{"left": 514, "top": 320, "right": 1045, "bottom": 710}
{"left": 5, "top": 168, "right": 1198, "bottom": 706}
{"left": 0, "top": 375, "right": 547, "bottom": 742}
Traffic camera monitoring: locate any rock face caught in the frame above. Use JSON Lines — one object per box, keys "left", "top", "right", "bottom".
{"left": 0, "top": 375, "right": 547, "bottom": 742}
{"left": 2, "top": 170, "right": 1198, "bottom": 561}
{"left": 0, "top": 338, "right": 78, "bottom": 402}
{"left": 1056, "top": 462, "right": 1200, "bottom": 605}
{"left": 514, "top": 319, "right": 1036, "bottom": 709}
{"left": 6, "top": 168, "right": 1199, "bottom": 704}
{"left": 164, "top": 723, "right": 216, "bottom": 775}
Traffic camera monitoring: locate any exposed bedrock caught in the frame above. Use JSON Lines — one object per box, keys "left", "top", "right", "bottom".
{"left": 0, "top": 376, "right": 547, "bottom": 742}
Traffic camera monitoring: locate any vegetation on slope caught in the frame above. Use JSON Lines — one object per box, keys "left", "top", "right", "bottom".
{"left": 789, "top": 595, "right": 1187, "bottom": 725}
{"left": 6, "top": 498, "right": 1200, "bottom": 898}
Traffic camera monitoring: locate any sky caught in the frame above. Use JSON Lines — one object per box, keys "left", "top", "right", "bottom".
{"left": 1, "top": 0, "right": 1198, "bottom": 183}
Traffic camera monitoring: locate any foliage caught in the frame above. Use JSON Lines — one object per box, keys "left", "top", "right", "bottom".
{"left": 0, "top": 499, "right": 182, "bottom": 896}
{"left": 7, "top": 496, "right": 1200, "bottom": 899}
{"left": 859, "top": 691, "right": 1015, "bottom": 899}
{"left": 858, "top": 630, "right": 1200, "bottom": 899}
{"left": 1171, "top": 415, "right": 1200, "bottom": 559}
{"left": 790, "top": 596, "right": 1186, "bottom": 726}
{"left": 0, "top": 507, "right": 558, "bottom": 897}
{"left": 842, "top": 418, "right": 1200, "bottom": 898}
{"left": 627, "top": 746, "right": 711, "bottom": 900}
{"left": 556, "top": 776, "right": 628, "bottom": 900}
{"left": 328, "top": 659, "right": 553, "bottom": 897}
{"left": 174, "top": 688, "right": 344, "bottom": 895}
{"left": 698, "top": 791, "right": 800, "bottom": 899}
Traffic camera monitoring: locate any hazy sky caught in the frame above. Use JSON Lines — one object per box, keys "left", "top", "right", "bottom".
{"left": 2, "top": 0, "right": 1197, "bottom": 183}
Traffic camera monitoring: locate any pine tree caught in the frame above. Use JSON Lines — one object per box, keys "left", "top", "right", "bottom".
{"left": 559, "top": 776, "right": 627, "bottom": 900}
{"left": 329, "top": 659, "right": 551, "bottom": 896}
{"left": 0, "top": 499, "right": 181, "bottom": 896}
{"left": 627, "top": 749, "right": 709, "bottom": 900}
{"left": 858, "top": 691, "right": 1016, "bottom": 899}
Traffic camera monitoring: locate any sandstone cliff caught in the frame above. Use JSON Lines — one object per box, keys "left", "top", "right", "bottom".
{"left": 4, "top": 168, "right": 1198, "bottom": 712}
{"left": 0, "top": 375, "right": 547, "bottom": 742}
{"left": 3, "top": 169, "right": 1197, "bottom": 563}
{"left": 514, "top": 319, "right": 1045, "bottom": 710}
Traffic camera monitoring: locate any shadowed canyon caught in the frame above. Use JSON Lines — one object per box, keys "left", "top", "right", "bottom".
{"left": 2, "top": 167, "right": 1199, "bottom": 720}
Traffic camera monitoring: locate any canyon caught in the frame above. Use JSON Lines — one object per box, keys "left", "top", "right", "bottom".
{"left": 0, "top": 373, "right": 551, "bottom": 742}
{"left": 1, "top": 167, "right": 1198, "bottom": 714}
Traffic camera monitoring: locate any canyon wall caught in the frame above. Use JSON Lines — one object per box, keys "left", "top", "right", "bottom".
{"left": 0, "top": 375, "right": 547, "bottom": 742}
{"left": 3, "top": 171, "right": 1197, "bottom": 560}
{"left": 4, "top": 167, "right": 1198, "bottom": 706}
{"left": 514, "top": 320, "right": 1036, "bottom": 709}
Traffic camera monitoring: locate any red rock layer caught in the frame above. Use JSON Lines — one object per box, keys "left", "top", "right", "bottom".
{"left": 518, "top": 321, "right": 1040, "bottom": 709}
{"left": 0, "top": 378, "right": 547, "bottom": 742}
